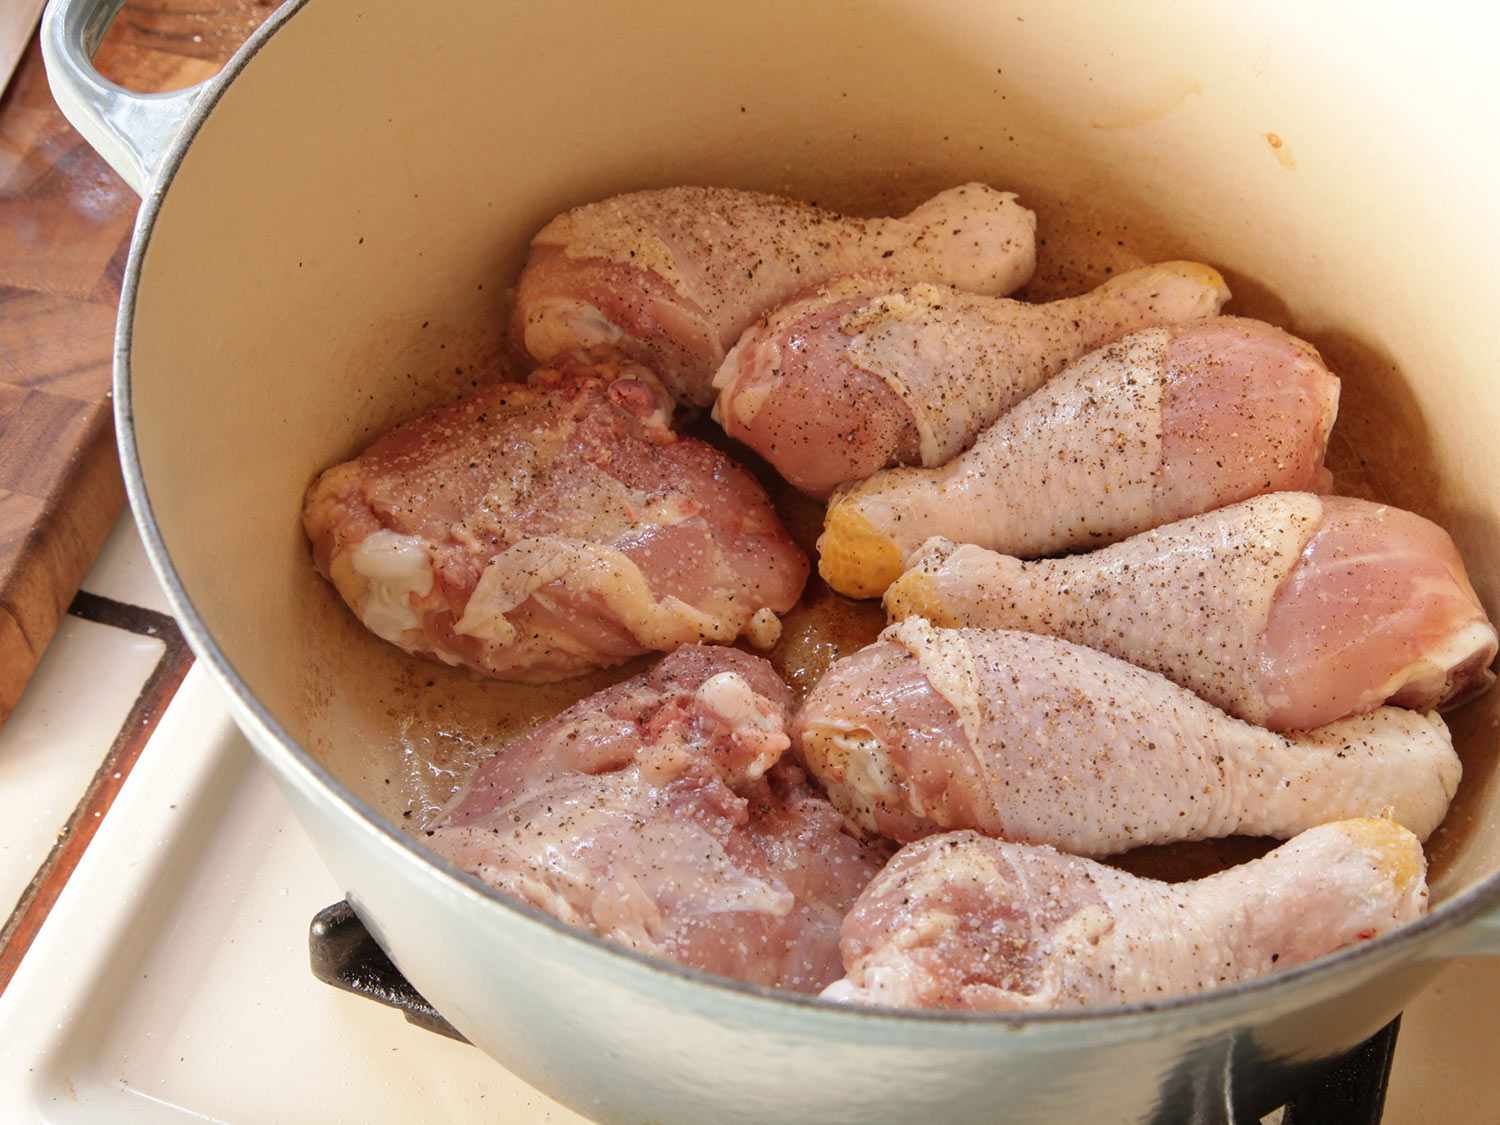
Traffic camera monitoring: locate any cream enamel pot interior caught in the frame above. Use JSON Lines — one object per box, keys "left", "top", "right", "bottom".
{"left": 41, "top": 1, "right": 1500, "bottom": 1121}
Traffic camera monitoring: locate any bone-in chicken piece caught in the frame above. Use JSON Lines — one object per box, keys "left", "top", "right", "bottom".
{"left": 888, "top": 494, "right": 1499, "bottom": 730}
{"left": 823, "top": 818, "right": 1427, "bottom": 1011}
{"left": 426, "top": 646, "right": 890, "bottom": 993}
{"left": 512, "top": 184, "right": 1037, "bottom": 406}
{"left": 303, "top": 353, "right": 807, "bottom": 682}
{"left": 794, "top": 620, "right": 1459, "bottom": 855}
{"left": 713, "top": 262, "right": 1230, "bottom": 496}
{"left": 819, "top": 317, "right": 1340, "bottom": 598}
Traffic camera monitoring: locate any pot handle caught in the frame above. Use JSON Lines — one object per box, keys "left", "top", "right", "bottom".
{"left": 40, "top": 0, "right": 213, "bottom": 196}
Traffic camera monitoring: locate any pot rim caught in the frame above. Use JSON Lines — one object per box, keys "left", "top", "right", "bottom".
{"left": 112, "top": 0, "right": 1500, "bottom": 1032}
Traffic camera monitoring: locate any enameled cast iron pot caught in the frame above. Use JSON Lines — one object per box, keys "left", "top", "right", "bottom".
{"left": 41, "top": 1, "right": 1500, "bottom": 1120}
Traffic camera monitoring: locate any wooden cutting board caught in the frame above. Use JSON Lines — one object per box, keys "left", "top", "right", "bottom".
{"left": 0, "top": 1, "right": 270, "bottom": 722}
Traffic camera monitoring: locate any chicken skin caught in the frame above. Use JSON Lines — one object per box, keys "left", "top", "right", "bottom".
{"left": 512, "top": 184, "right": 1037, "bottom": 406}
{"left": 823, "top": 818, "right": 1427, "bottom": 1011}
{"left": 888, "top": 494, "right": 1498, "bottom": 730}
{"left": 427, "top": 646, "right": 890, "bottom": 993}
{"left": 819, "top": 317, "right": 1340, "bottom": 598}
{"left": 713, "top": 262, "right": 1229, "bottom": 496}
{"left": 303, "top": 353, "right": 807, "bottom": 682}
{"left": 794, "top": 620, "right": 1459, "bottom": 855}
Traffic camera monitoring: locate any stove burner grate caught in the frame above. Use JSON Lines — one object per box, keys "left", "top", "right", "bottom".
{"left": 309, "top": 900, "right": 465, "bottom": 1042}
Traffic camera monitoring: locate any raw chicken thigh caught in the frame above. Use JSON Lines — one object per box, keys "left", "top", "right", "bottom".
{"left": 713, "top": 262, "right": 1229, "bottom": 496}
{"left": 426, "top": 646, "right": 890, "bottom": 992}
{"left": 794, "top": 619, "right": 1459, "bottom": 855}
{"left": 889, "top": 494, "right": 1498, "bottom": 730}
{"left": 819, "top": 317, "right": 1340, "bottom": 598}
{"left": 824, "top": 818, "right": 1428, "bottom": 1011}
{"left": 512, "top": 184, "right": 1037, "bottom": 406}
{"left": 303, "top": 352, "right": 807, "bottom": 682}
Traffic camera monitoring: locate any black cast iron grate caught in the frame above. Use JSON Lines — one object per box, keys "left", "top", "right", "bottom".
{"left": 309, "top": 900, "right": 466, "bottom": 1042}
{"left": 309, "top": 900, "right": 1400, "bottom": 1123}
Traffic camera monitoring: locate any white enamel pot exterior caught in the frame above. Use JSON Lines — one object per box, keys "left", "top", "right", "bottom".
{"left": 42, "top": 1, "right": 1500, "bottom": 1121}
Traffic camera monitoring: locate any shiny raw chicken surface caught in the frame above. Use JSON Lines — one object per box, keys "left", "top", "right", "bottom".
{"left": 819, "top": 316, "right": 1340, "bottom": 598}
{"left": 713, "top": 262, "right": 1229, "bottom": 496}
{"left": 426, "top": 646, "right": 891, "bottom": 992}
{"left": 512, "top": 184, "right": 1037, "bottom": 406}
{"left": 303, "top": 352, "right": 807, "bottom": 682}
{"left": 794, "top": 619, "right": 1459, "bottom": 855}
{"left": 823, "top": 819, "right": 1428, "bottom": 1011}
{"left": 888, "top": 494, "right": 1499, "bottom": 730}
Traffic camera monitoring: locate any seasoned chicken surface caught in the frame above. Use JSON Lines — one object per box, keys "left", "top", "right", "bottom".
{"left": 292, "top": 171, "right": 1495, "bottom": 1010}
{"left": 794, "top": 620, "right": 1459, "bottom": 855}
{"left": 889, "top": 494, "right": 1498, "bottom": 730}
{"left": 714, "top": 262, "right": 1229, "bottom": 496}
{"left": 427, "top": 646, "right": 890, "bottom": 992}
{"left": 823, "top": 819, "right": 1428, "bottom": 1011}
{"left": 303, "top": 353, "right": 807, "bottom": 682}
{"left": 819, "top": 317, "right": 1340, "bottom": 598}
{"left": 512, "top": 185, "right": 1037, "bottom": 406}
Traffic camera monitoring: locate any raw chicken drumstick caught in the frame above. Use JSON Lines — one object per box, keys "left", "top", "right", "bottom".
{"left": 794, "top": 619, "right": 1459, "bottom": 855}
{"left": 303, "top": 352, "right": 807, "bottom": 682}
{"left": 888, "top": 493, "right": 1499, "bottom": 730}
{"left": 822, "top": 818, "right": 1427, "bottom": 1011}
{"left": 426, "top": 646, "right": 890, "bottom": 993}
{"left": 713, "top": 262, "right": 1229, "bottom": 496}
{"left": 512, "top": 184, "right": 1037, "bottom": 406}
{"left": 819, "top": 316, "right": 1340, "bottom": 598}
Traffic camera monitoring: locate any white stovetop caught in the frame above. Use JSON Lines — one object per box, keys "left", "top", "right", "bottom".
{"left": 0, "top": 518, "right": 168, "bottom": 921}
{"left": 0, "top": 665, "right": 587, "bottom": 1124}
{"left": 0, "top": 518, "right": 1494, "bottom": 1123}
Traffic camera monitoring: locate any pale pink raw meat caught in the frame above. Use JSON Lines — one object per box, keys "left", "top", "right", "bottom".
{"left": 512, "top": 185, "right": 1036, "bottom": 406}
{"left": 818, "top": 317, "right": 1340, "bottom": 598}
{"left": 824, "top": 819, "right": 1428, "bottom": 1011}
{"left": 888, "top": 493, "right": 1497, "bottom": 730}
{"left": 426, "top": 646, "right": 890, "bottom": 992}
{"left": 713, "top": 262, "right": 1229, "bottom": 496}
{"left": 303, "top": 352, "right": 807, "bottom": 681}
{"left": 1264, "top": 497, "right": 1498, "bottom": 726}
{"left": 793, "top": 620, "right": 1459, "bottom": 855}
